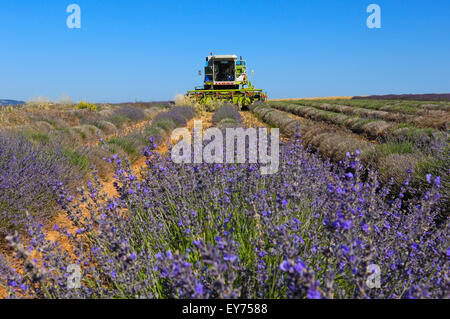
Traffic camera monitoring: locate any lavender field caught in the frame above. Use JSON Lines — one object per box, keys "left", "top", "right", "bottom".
{"left": 0, "top": 99, "right": 448, "bottom": 299}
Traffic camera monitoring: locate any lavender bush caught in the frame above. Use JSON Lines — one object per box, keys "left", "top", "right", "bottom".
{"left": 0, "top": 131, "right": 84, "bottom": 237}
{"left": 152, "top": 106, "right": 195, "bottom": 129}
{"left": 112, "top": 107, "right": 147, "bottom": 122}
{"left": 1, "top": 128, "right": 447, "bottom": 298}
{"left": 171, "top": 106, "right": 195, "bottom": 121}
{"left": 212, "top": 104, "right": 243, "bottom": 126}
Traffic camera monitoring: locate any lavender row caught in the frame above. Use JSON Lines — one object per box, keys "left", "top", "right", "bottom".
{"left": 1, "top": 128, "right": 447, "bottom": 299}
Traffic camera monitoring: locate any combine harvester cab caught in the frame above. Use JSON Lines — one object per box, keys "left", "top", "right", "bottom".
{"left": 186, "top": 54, "right": 268, "bottom": 108}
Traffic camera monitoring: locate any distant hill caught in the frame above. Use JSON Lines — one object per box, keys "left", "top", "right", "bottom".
{"left": 0, "top": 99, "right": 25, "bottom": 106}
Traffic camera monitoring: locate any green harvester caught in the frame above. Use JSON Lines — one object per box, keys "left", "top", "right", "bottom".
{"left": 186, "top": 54, "right": 268, "bottom": 108}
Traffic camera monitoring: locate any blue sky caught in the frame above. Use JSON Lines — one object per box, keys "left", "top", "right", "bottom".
{"left": 1, "top": 0, "right": 449, "bottom": 102}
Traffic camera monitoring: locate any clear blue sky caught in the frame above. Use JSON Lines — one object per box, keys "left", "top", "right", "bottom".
{"left": 1, "top": 0, "right": 449, "bottom": 102}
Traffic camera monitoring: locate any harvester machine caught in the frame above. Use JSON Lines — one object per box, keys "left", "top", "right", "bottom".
{"left": 186, "top": 54, "right": 267, "bottom": 108}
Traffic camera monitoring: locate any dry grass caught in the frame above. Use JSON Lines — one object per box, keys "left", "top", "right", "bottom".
{"left": 413, "top": 113, "right": 449, "bottom": 130}
{"left": 95, "top": 120, "right": 118, "bottom": 135}
{"left": 240, "top": 111, "right": 269, "bottom": 128}
{"left": 377, "top": 153, "right": 421, "bottom": 184}
{"left": 361, "top": 121, "right": 395, "bottom": 138}
{"left": 86, "top": 146, "right": 115, "bottom": 180}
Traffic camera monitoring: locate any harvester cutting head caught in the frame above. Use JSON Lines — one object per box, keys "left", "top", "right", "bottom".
{"left": 186, "top": 54, "right": 268, "bottom": 108}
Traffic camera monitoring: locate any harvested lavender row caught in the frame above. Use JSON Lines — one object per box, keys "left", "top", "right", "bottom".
{"left": 287, "top": 101, "right": 448, "bottom": 130}
{"left": 250, "top": 103, "right": 371, "bottom": 161}
{"left": 249, "top": 104, "right": 447, "bottom": 194}
{"left": 269, "top": 102, "right": 446, "bottom": 141}
{"left": 289, "top": 98, "right": 450, "bottom": 114}
{"left": 352, "top": 93, "right": 450, "bottom": 102}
